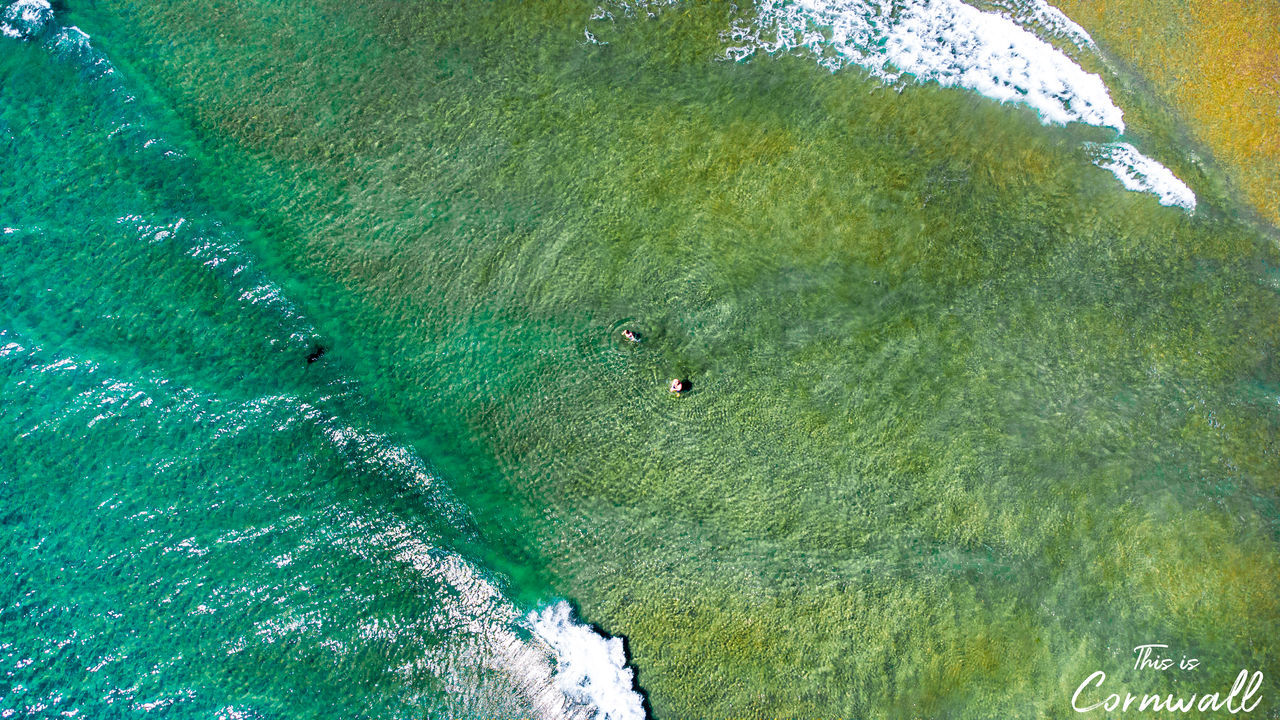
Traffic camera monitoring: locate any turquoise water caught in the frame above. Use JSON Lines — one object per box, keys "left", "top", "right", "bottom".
{"left": 3, "top": 1, "right": 1279, "bottom": 717}
{"left": 0, "top": 20, "right": 584, "bottom": 718}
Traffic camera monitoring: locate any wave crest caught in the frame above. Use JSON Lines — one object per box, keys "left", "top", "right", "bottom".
{"left": 529, "top": 602, "right": 647, "bottom": 720}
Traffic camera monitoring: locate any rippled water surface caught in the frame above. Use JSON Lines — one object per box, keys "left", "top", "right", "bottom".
{"left": 3, "top": 1, "right": 1278, "bottom": 717}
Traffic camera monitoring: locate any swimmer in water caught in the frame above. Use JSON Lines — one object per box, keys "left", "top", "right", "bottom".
{"left": 621, "top": 329, "right": 640, "bottom": 343}
{"left": 669, "top": 378, "right": 686, "bottom": 393}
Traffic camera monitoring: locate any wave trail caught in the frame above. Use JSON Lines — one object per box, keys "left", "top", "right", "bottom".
{"left": 1, "top": 3, "right": 651, "bottom": 715}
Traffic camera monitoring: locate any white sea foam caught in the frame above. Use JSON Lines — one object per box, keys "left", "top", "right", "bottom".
{"left": 727, "top": 0, "right": 1124, "bottom": 130}
{"left": 360, "top": 526, "right": 647, "bottom": 720}
{"left": 1086, "top": 141, "right": 1197, "bottom": 210}
{"left": 0, "top": 0, "right": 52, "bottom": 40}
{"left": 589, "top": 0, "right": 680, "bottom": 22}
{"left": 528, "top": 602, "right": 647, "bottom": 720}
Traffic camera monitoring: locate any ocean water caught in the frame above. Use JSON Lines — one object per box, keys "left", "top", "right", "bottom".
{"left": 2, "top": 0, "right": 1278, "bottom": 718}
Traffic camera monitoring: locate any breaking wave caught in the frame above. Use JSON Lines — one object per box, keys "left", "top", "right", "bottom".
{"left": 726, "top": 0, "right": 1124, "bottom": 130}
{"left": 529, "top": 603, "right": 648, "bottom": 720}
{"left": 1, "top": 3, "right": 649, "bottom": 717}
{"left": 588, "top": 0, "right": 1198, "bottom": 211}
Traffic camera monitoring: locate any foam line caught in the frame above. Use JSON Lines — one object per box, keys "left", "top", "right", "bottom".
{"left": 1086, "top": 141, "right": 1197, "bottom": 210}
{"left": 528, "top": 602, "right": 647, "bottom": 720}
{"left": 728, "top": 0, "right": 1124, "bottom": 130}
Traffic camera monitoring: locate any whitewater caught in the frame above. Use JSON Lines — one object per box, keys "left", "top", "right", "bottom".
{"left": 1, "top": 3, "right": 648, "bottom": 718}
{"left": 591, "top": 0, "right": 1197, "bottom": 210}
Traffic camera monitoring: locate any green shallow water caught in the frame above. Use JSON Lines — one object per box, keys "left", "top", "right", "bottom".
{"left": 4, "top": 0, "right": 1280, "bottom": 717}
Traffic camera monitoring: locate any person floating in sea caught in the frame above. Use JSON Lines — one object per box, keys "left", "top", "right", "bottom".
{"left": 621, "top": 329, "right": 641, "bottom": 343}
{"left": 669, "top": 377, "right": 687, "bottom": 394}
{"left": 306, "top": 343, "right": 327, "bottom": 364}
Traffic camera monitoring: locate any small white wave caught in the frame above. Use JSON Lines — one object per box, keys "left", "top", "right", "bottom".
{"left": 589, "top": 0, "right": 679, "bottom": 22}
{"left": 0, "top": 0, "right": 52, "bottom": 40}
{"left": 528, "top": 602, "right": 647, "bottom": 720}
{"left": 6, "top": 5, "right": 164, "bottom": 150}
{"left": 984, "top": 0, "right": 1095, "bottom": 50}
{"left": 1087, "top": 141, "right": 1196, "bottom": 210}
{"left": 116, "top": 214, "right": 315, "bottom": 346}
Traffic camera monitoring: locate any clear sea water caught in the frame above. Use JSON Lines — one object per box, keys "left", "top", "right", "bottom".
{"left": 2, "top": 1, "right": 1278, "bottom": 717}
